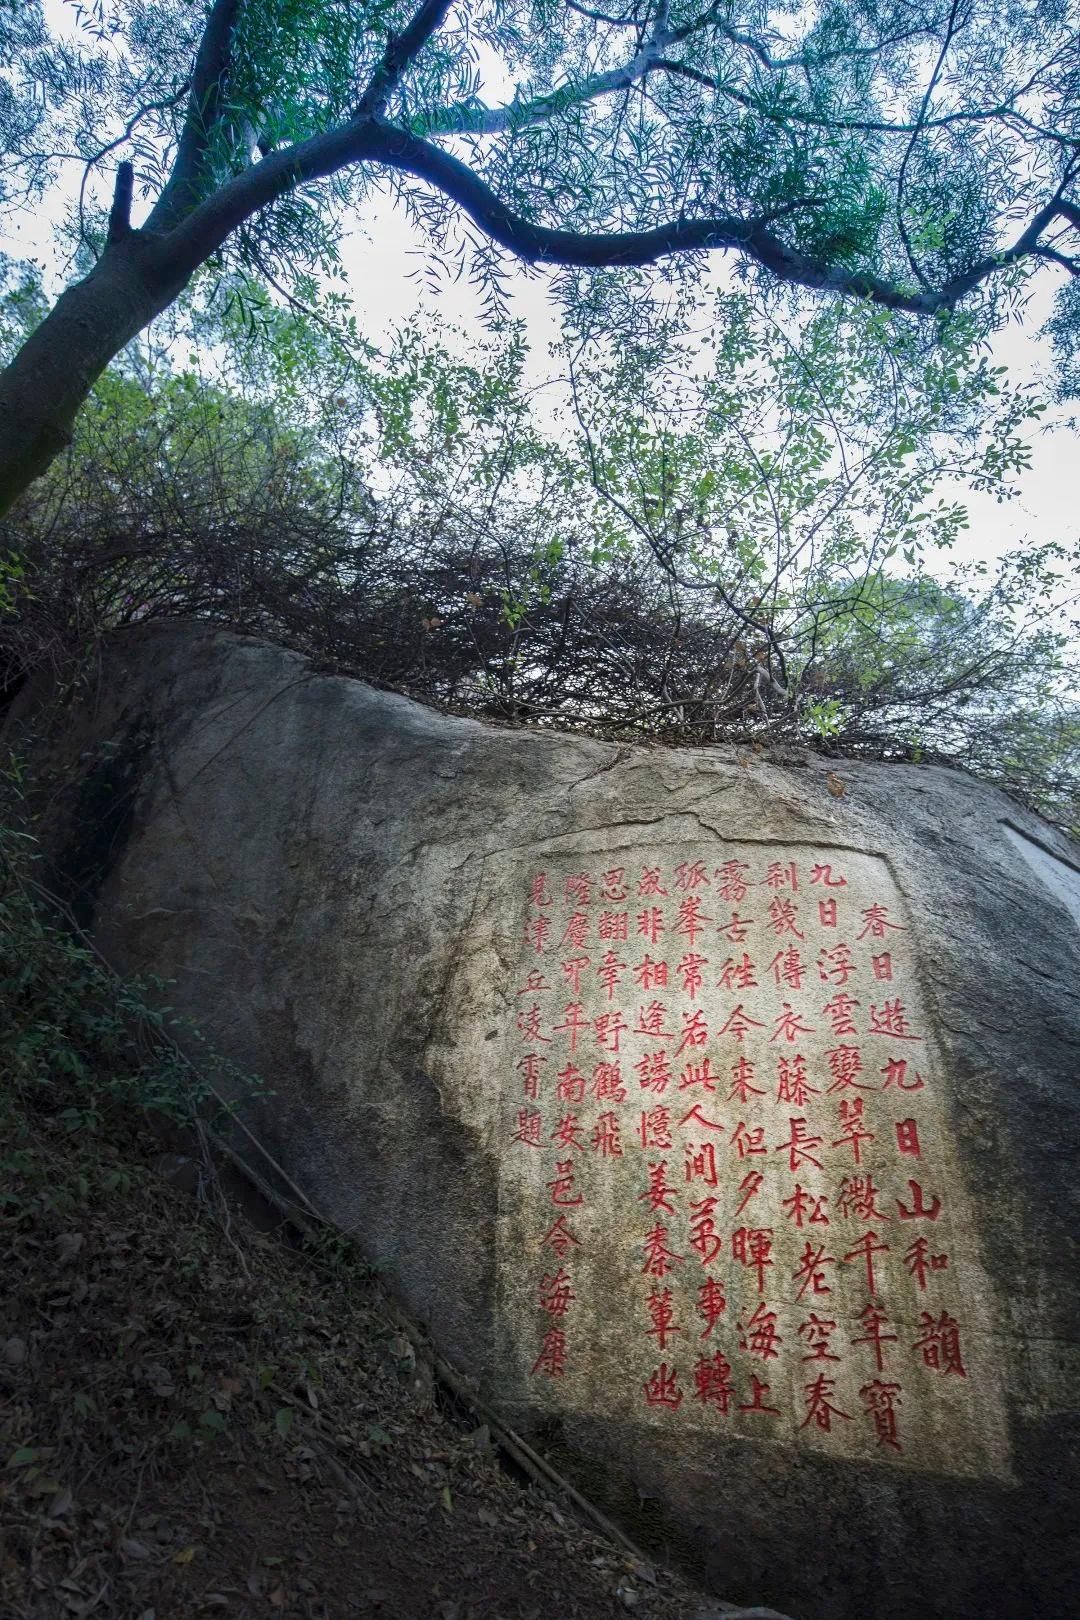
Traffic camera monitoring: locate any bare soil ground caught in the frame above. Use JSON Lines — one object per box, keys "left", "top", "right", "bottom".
{"left": 0, "top": 1095, "right": 732, "bottom": 1620}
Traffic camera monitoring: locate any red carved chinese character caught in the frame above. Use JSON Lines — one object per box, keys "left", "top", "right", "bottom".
{"left": 782, "top": 1184, "right": 830, "bottom": 1227}
{"left": 645, "top": 1287, "right": 681, "bottom": 1349}
{"left": 715, "top": 860, "right": 751, "bottom": 902}
{"left": 821, "top": 992, "right": 860, "bottom": 1036}
{"left": 517, "top": 969, "right": 551, "bottom": 996}
{"left": 800, "top": 1374, "right": 852, "bottom": 1432}
{"left": 843, "top": 1230, "right": 889, "bottom": 1294}
{"left": 693, "top": 1351, "right": 734, "bottom": 1411}
{"left": 767, "top": 897, "right": 805, "bottom": 939}
{"left": 903, "top": 1236, "right": 948, "bottom": 1290}
{"left": 531, "top": 1328, "right": 567, "bottom": 1377}
{"left": 817, "top": 942, "right": 855, "bottom": 985}
{"left": 598, "top": 910, "right": 629, "bottom": 942}
{"left": 689, "top": 1196, "right": 723, "bottom": 1265}
{"left": 538, "top": 1269, "right": 575, "bottom": 1316}
{"left": 634, "top": 953, "right": 669, "bottom": 989}
{"left": 556, "top": 1062, "right": 586, "bottom": 1103}
{"left": 684, "top": 1141, "right": 718, "bottom": 1186}
{"left": 676, "top": 894, "right": 712, "bottom": 945}
{"left": 643, "top": 1362, "right": 683, "bottom": 1409}
{"left": 678, "top": 1056, "right": 721, "bottom": 1093}
{"left": 639, "top": 1106, "right": 673, "bottom": 1149}
{"left": 914, "top": 1311, "right": 967, "bottom": 1376}
{"left": 551, "top": 1112, "right": 585, "bottom": 1152}
{"left": 818, "top": 899, "right": 838, "bottom": 927}
{"left": 539, "top": 1215, "right": 581, "bottom": 1259}
{"left": 530, "top": 873, "right": 554, "bottom": 908}
{"left": 638, "top": 865, "right": 668, "bottom": 897}
{"left": 639, "top": 1160, "right": 678, "bottom": 1215}
{"left": 731, "top": 1121, "right": 767, "bottom": 1159}
{"left": 717, "top": 1003, "right": 766, "bottom": 1042}
{"left": 553, "top": 1002, "right": 589, "bottom": 1051}
{"left": 560, "top": 911, "right": 590, "bottom": 950}
{"left": 597, "top": 948, "right": 627, "bottom": 999}
{"left": 547, "top": 1159, "right": 585, "bottom": 1207}
{"left": 825, "top": 1044, "right": 868, "bottom": 1092}
{"left": 793, "top": 1240, "right": 836, "bottom": 1301}
{"left": 836, "top": 1174, "right": 889, "bottom": 1223}
{"left": 861, "top": 1380, "right": 903, "bottom": 1451}
{"left": 591, "top": 1110, "right": 623, "bottom": 1157}
{"left": 717, "top": 952, "right": 758, "bottom": 992}
{"left": 857, "top": 904, "right": 905, "bottom": 940}
{"left": 524, "top": 914, "right": 552, "bottom": 954}
{"left": 833, "top": 1096, "right": 875, "bottom": 1163}
{"left": 635, "top": 999, "right": 673, "bottom": 1039}
{"left": 777, "top": 1054, "right": 819, "bottom": 1108}
{"left": 868, "top": 999, "right": 921, "bottom": 1040}
{"left": 636, "top": 906, "right": 666, "bottom": 945}
{"left": 718, "top": 910, "right": 754, "bottom": 942}
{"left": 675, "top": 860, "right": 711, "bottom": 891}
{"left": 679, "top": 1104, "right": 724, "bottom": 1131}
{"left": 635, "top": 1050, "right": 673, "bottom": 1094}
{"left": 767, "top": 947, "right": 807, "bottom": 991}
{"left": 871, "top": 952, "right": 894, "bottom": 981}
{"left": 594, "top": 1010, "right": 628, "bottom": 1052}
{"left": 738, "top": 1301, "right": 783, "bottom": 1360}
{"left": 739, "top": 1374, "right": 781, "bottom": 1415}
{"left": 510, "top": 1109, "right": 542, "bottom": 1148}
{"left": 895, "top": 1117, "right": 922, "bottom": 1157}
{"left": 518, "top": 1053, "right": 546, "bottom": 1099}
{"left": 811, "top": 863, "right": 846, "bottom": 887}
{"left": 732, "top": 1227, "right": 774, "bottom": 1292}
{"left": 592, "top": 1062, "right": 626, "bottom": 1103}
{"left": 676, "top": 951, "right": 709, "bottom": 999}
{"left": 601, "top": 866, "right": 628, "bottom": 901}
{"left": 852, "top": 1300, "right": 897, "bottom": 1372}
{"left": 729, "top": 1055, "right": 766, "bottom": 1103}
{"left": 764, "top": 859, "right": 798, "bottom": 891}
{"left": 896, "top": 1179, "right": 942, "bottom": 1221}
{"left": 675, "top": 1008, "right": 709, "bottom": 1054}
{"left": 799, "top": 1313, "right": 840, "bottom": 1362}
{"left": 641, "top": 1223, "right": 684, "bottom": 1279}
{"left": 775, "top": 1116, "right": 824, "bottom": 1172}
{"left": 560, "top": 955, "right": 589, "bottom": 994}
{"left": 565, "top": 873, "right": 593, "bottom": 907}
{"left": 734, "top": 1170, "right": 765, "bottom": 1217}
{"left": 516, "top": 1004, "right": 550, "bottom": 1045}
{"left": 881, "top": 1056, "right": 925, "bottom": 1091}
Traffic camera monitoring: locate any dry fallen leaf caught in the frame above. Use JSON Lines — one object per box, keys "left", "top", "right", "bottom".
{"left": 173, "top": 1544, "right": 198, "bottom": 1566}
{"left": 826, "top": 771, "right": 846, "bottom": 798}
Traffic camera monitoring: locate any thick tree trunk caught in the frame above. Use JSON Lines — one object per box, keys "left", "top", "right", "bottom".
{"left": 0, "top": 233, "right": 189, "bottom": 517}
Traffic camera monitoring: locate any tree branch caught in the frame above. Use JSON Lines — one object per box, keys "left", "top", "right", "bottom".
{"left": 155, "top": 110, "right": 1079, "bottom": 319}
{"left": 148, "top": 0, "right": 242, "bottom": 231}
{"left": 106, "top": 159, "right": 133, "bottom": 243}
{"left": 355, "top": 0, "right": 456, "bottom": 120}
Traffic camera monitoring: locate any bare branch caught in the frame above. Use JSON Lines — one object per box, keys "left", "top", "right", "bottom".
{"left": 106, "top": 159, "right": 133, "bottom": 243}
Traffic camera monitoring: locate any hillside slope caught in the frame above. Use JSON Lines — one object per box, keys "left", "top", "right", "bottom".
{"left": 0, "top": 1086, "right": 763, "bottom": 1620}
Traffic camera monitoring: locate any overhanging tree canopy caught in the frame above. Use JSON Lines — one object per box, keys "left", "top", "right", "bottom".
{"left": 0, "top": 0, "right": 1077, "bottom": 513}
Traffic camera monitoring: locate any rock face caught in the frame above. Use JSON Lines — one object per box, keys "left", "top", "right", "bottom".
{"left": 12, "top": 624, "right": 1079, "bottom": 1620}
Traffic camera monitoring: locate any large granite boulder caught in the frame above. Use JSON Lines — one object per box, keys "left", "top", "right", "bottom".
{"left": 10, "top": 624, "right": 1078, "bottom": 1619}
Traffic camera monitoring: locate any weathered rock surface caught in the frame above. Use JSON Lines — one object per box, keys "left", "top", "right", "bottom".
{"left": 10, "top": 624, "right": 1079, "bottom": 1620}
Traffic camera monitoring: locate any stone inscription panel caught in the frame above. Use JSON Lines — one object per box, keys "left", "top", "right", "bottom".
{"left": 497, "top": 845, "right": 1007, "bottom": 1476}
